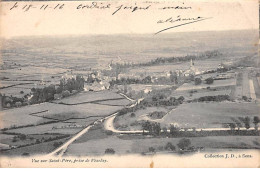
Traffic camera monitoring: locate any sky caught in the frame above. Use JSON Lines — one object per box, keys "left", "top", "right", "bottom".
{"left": 0, "top": 0, "right": 258, "bottom": 38}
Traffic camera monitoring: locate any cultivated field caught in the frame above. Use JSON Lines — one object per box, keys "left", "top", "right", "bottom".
{"left": 162, "top": 102, "right": 259, "bottom": 128}
{"left": 53, "top": 90, "right": 124, "bottom": 104}
{"left": 176, "top": 79, "right": 236, "bottom": 91}
{"left": 171, "top": 89, "right": 232, "bottom": 101}
{"left": 114, "top": 107, "right": 170, "bottom": 131}
{"left": 0, "top": 106, "right": 54, "bottom": 129}
{"left": 33, "top": 103, "right": 124, "bottom": 120}
{"left": 66, "top": 134, "right": 260, "bottom": 156}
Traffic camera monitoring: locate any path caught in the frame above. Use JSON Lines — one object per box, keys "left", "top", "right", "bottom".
{"left": 47, "top": 94, "right": 139, "bottom": 156}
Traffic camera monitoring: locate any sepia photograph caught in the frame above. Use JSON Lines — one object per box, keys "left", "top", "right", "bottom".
{"left": 0, "top": 0, "right": 259, "bottom": 168}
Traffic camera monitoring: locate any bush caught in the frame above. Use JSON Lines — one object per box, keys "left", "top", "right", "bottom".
{"left": 148, "top": 147, "right": 155, "bottom": 153}
{"left": 165, "top": 142, "right": 176, "bottom": 151}
{"left": 105, "top": 148, "right": 115, "bottom": 154}
{"left": 242, "top": 96, "right": 248, "bottom": 101}
{"left": 177, "top": 138, "right": 191, "bottom": 150}
{"left": 205, "top": 77, "right": 214, "bottom": 84}
{"left": 194, "top": 78, "right": 202, "bottom": 85}
{"left": 105, "top": 130, "right": 113, "bottom": 135}
{"left": 22, "top": 152, "right": 30, "bottom": 156}
{"left": 19, "top": 134, "right": 26, "bottom": 140}
{"left": 130, "top": 113, "right": 136, "bottom": 117}
{"left": 62, "top": 90, "right": 70, "bottom": 97}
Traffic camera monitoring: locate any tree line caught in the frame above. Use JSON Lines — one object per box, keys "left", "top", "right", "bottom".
{"left": 111, "top": 50, "right": 222, "bottom": 69}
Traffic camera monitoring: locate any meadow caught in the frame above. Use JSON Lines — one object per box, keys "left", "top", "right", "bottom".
{"left": 162, "top": 102, "right": 259, "bottom": 129}
{"left": 66, "top": 134, "right": 260, "bottom": 156}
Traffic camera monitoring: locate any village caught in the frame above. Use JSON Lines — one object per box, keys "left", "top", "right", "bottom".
{"left": 0, "top": 47, "right": 259, "bottom": 156}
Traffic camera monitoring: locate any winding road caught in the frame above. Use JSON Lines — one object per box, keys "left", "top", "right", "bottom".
{"left": 47, "top": 93, "right": 139, "bottom": 157}
{"left": 48, "top": 93, "right": 258, "bottom": 157}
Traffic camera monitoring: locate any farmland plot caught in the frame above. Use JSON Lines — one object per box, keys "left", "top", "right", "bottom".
{"left": 95, "top": 98, "right": 131, "bottom": 106}
{"left": 176, "top": 79, "right": 236, "bottom": 91}
{"left": 53, "top": 90, "right": 124, "bottom": 104}
{"left": 171, "top": 89, "right": 232, "bottom": 100}
{"left": 5, "top": 122, "right": 80, "bottom": 135}
{"left": 0, "top": 105, "right": 55, "bottom": 129}
{"left": 114, "top": 107, "right": 170, "bottom": 131}
{"left": 66, "top": 134, "right": 260, "bottom": 156}
{"left": 162, "top": 102, "right": 259, "bottom": 128}
{"left": 33, "top": 103, "right": 123, "bottom": 120}
{"left": 0, "top": 99, "right": 124, "bottom": 129}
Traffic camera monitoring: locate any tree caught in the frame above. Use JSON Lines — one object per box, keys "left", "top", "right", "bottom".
{"left": 178, "top": 96, "right": 185, "bottom": 103}
{"left": 142, "top": 121, "right": 150, "bottom": 135}
{"left": 194, "top": 78, "right": 202, "bottom": 85}
{"left": 177, "top": 138, "right": 191, "bottom": 150}
{"left": 170, "top": 124, "right": 180, "bottom": 136}
{"left": 205, "top": 77, "right": 214, "bottom": 84}
{"left": 162, "top": 127, "right": 168, "bottom": 134}
{"left": 148, "top": 147, "right": 155, "bottom": 153}
{"left": 130, "top": 113, "right": 136, "bottom": 118}
{"left": 229, "top": 123, "right": 236, "bottom": 131}
{"left": 170, "top": 71, "right": 178, "bottom": 84}
{"left": 153, "top": 122, "right": 161, "bottom": 136}
{"left": 253, "top": 116, "right": 260, "bottom": 131}
{"left": 244, "top": 116, "right": 251, "bottom": 130}
{"left": 19, "top": 134, "right": 26, "bottom": 140}
{"left": 165, "top": 142, "right": 176, "bottom": 151}
{"left": 242, "top": 96, "right": 248, "bottom": 101}
{"left": 105, "top": 148, "right": 115, "bottom": 154}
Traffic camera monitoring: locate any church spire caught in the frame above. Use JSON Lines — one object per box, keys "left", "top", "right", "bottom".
{"left": 190, "top": 59, "right": 194, "bottom": 67}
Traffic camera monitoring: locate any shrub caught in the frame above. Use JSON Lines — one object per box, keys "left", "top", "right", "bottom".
{"left": 130, "top": 113, "right": 136, "bottom": 117}
{"left": 105, "top": 148, "right": 115, "bottom": 154}
{"left": 242, "top": 96, "right": 248, "bottom": 101}
{"left": 19, "top": 134, "right": 26, "bottom": 140}
{"left": 177, "top": 138, "right": 191, "bottom": 150}
{"left": 165, "top": 142, "right": 176, "bottom": 151}
{"left": 148, "top": 147, "right": 155, "bottom": 153}
{"left": 22, "top": 152, "right": 30, "bottom": 156}
{"left": 205, "top": 77, "right": 214, "bottom": 84}
{"left": 194, "top": 78, "right": 202, "bottom": 85}
{"left": 105, "top": 130, "right": 113, "bottom": 135}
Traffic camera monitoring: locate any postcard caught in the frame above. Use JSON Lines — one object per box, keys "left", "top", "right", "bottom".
{"left": 0, "top": 0, "right": 259, "bottom": 168}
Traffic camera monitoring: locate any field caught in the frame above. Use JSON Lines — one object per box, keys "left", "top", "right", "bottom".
{"left": 0, "top": 102, "right": 124, "bottom": 128}
{"left": 0, "top": 90, "right": 131, "bottom": 129}
{"left": 0, "top": 137, "right": 70, "bottom": 156}
{"left": 114, "top": 107, "right": 170, "bottom": 131}
{"left": 5, "top": 122, "right": 80, "bottom": 135}
{"left": 95, "top": 99, "right": 131, "bottom": 106}
{"left": 176, "top": 79, "right": 236, "bottom": 91}
{"left": 162, "top": 102, "right": 259, "bottom": 128}
{"left": 53, "top": 90, "right": 124, "bottom": 104}
{"left": 114, "top": 101, "right": 259, "bottom": 130}
{"left": 0, "top": 107, "right": 54, "bottom": 129}
{"left": 0, "top": 66, "right": 68, "bottom": 97}
{"left": 32, "top": 103, "right": 124, "bottom": 120}
{"left": 171, "top": 88, "right": 232, "bottom": 101}
{"left": 66, "top": 133, "right": 260, "bottom": 156}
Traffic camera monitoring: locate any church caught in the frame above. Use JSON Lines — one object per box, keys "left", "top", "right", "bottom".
{"left": 184, "top": 59, "right": 201, "bottom": 76}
